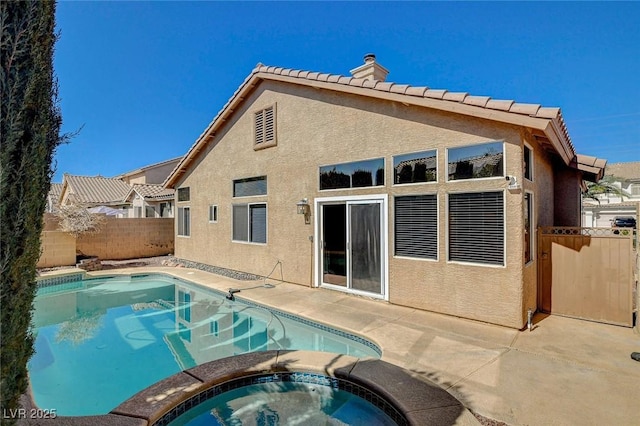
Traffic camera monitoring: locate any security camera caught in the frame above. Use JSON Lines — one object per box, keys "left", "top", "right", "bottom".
{"left": 505, "top": 176, "right": 511, "bottom": 181}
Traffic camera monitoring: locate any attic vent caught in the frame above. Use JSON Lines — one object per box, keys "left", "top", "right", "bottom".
{"left": 254, "top": 104, "right": 276, "bottom": 150}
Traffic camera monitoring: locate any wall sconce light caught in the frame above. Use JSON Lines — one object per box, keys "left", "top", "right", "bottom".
{"left": 296, "top": 198, "right": 311, "bottom": 224}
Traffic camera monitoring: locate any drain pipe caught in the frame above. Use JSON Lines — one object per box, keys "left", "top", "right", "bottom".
{"left": 527, "top": 308, "right": 534, "bottom": 331}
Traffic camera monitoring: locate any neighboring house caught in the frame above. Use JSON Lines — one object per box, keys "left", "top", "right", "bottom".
{"left": 52, "top": 158, "right": 179, "bottom": 218}
{"left": 59, "top": 174, "right": 132, "bottom": 214}
{"left": 164, "top": 55, "right": 605, "bottom": 328}
{"left": 116, "top": 156, "right": 182, "bottom": 185}
{"left": 125, "top": 184, "right": 176, "bottom": 218}
{"left": 582, "top": 161, "right": 640, "bottom": 227}
{"left": 46, "top": 182, "right": 63, "bottom": 213}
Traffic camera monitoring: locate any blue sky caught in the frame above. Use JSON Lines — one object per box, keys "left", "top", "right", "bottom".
{"left": 52, "top": 1, "right": 639, "bottom": 183}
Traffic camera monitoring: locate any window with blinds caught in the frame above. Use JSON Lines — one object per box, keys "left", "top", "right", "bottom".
{"left": 232, "top": 203, "right": 266, "bottom": 244}
{"left": 233, "top": 176, "right": 267, "bottom": 197}
{"left": 254, "top": 105, "right": 276, "bottom": 149}
{"left": 395, "top": 195, "right": 437, "bottom": 259}
{"left": 448, "top": 191, "right": 504, "bottom": 266}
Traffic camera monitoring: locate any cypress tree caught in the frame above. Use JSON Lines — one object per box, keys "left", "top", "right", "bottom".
{"left": 1, "top": 0, "right": 64, "bottom": 416}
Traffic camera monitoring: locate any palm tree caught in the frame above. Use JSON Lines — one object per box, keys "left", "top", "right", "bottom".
{"left": 582, "top": 175, "right": 631, "bottom": 205}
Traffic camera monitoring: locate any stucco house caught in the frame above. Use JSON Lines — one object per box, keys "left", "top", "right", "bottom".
{"left": 164, "top": 55, "right": 605, "bottom": 328}
{"left": 582, "top": 161, "right": 640, "bottom": 227}
{"left": 54, "top": 157, "right": 179, "bottom": 218}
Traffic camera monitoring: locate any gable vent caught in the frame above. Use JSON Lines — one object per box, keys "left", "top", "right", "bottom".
{"left": 254, "top": 105, "right": 276, "bottom": 149}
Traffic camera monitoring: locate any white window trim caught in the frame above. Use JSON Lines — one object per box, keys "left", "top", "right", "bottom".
{"left": 313, "top": 194, "right": 389, "bottom": 301}
{"left": 177, "top": 206, "right": 190, "bottom": 238}
{"left": 392, "top": 149, "right": 439, "bottom": 186}
{"left": 524, "top": 142, "right": 534, "bottom": 182}
{"left": 392, "top": 192, "right": 439, "bottom": 262}
{"left": 445, "top": 189, "right": 506, "bottom": 268}
{"left": 232, "top": 176, "right": 267, "bottom": 198}
{"left": 231, "top": 202, "right": 267, "bottom": 245}
{"left": 445, "top": 141, "right": 506, "bottom": 183}
{"left": 524, "top": 190, "right": 535, "bottom": 265}
{"left": 208, "top": 204, "right": 218, "bottom": 223}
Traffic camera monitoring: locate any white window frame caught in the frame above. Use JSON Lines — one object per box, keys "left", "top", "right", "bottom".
{"left": 232, "top": 202, "right": 267, "bottom": 245}
{"left": 209, "top": 204, "right": 218, "bottom": 223}
{"left": 177, "top": 206, "right": 190, "bottom": 237}
{"left": 446, "top": 141, "right": 505, "bottom": 183}
{"left": 524, "top": 142, "right": 534, "bottom": 182}
{"left": 392, "top": 149, "right": 439, "bottom": 186}
{"left": 446, "top": 190, "right": 506, "bottom": 268}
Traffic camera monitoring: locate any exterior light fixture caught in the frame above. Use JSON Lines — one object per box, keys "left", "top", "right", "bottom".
{"left": 296, "top": 198, "right": 311, "bottom": 224}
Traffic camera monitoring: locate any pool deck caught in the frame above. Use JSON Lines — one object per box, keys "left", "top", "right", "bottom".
{"left": 32, "top": 266, "right": 640, "bottom": 425}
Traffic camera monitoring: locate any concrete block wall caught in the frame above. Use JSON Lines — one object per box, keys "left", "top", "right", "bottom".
{"left": 77, "top": 217, "right": 174, "bottom": 260}
{"left": 37, "top": 231, "right": 76, "bottom": 268}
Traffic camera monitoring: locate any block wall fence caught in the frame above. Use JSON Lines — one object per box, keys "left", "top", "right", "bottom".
{"left": 37, "top": 214, "right": 174, "bottom": 266}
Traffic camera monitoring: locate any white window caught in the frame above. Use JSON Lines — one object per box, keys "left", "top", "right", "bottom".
{"left": 209, "top": 205, "right": 218, "bottom": 223}
{"left": 160, "top": 202, "right": 172, "bottom": 218}
{"left": 524, "top": 192, "right": 533, "bottom": 264}
{"left": 448, "top": 191, "right": 504, "bottom": 266}
{"left": 393, "top": 150, "right": 437, "bottom": 185}
{"left": 232, "top": 203, "right": 266, "bottom": 243}
{"left": 178, "top": 207, "right": 190, "bottom": 237}
{"left": 254, "top": 105, "right": 276, "bottom": 149}
{"left": 394, "top": 194, "right": 437, "bottom": 259}
{"left": 447, "top": 141, "right": 504, "bottom": 181}
{"left": 145, "top": 206, "right": 156, "bottom": 218}
{"left": 524, "top": 144, "right": 533, "bottom": 181}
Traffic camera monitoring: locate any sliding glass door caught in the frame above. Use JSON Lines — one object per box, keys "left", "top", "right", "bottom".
{"left": 320, "top": 199, "right": 384, "bottom": 296}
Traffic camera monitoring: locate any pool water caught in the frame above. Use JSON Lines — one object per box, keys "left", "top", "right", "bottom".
{"left": 169, "top": 381, "right": 397, "bottom": 426}
{"left": 29, "top": 275, "right": 379, "bottom": 416}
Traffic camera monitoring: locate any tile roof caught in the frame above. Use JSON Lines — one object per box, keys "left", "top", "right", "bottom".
{"left": 605, "top": 162, "right": 640, "bottom": 181}
{"left": 165, "top": 58, "right": 601, "bottom": 188}
{"left": 48, "top": 183, "right": 63, "bottom": 200}
{"left": 62, "top": 174, "right": 131, "bottom": 205}
{"left": 129, "top": 184, "right": 175, "bottom": 201}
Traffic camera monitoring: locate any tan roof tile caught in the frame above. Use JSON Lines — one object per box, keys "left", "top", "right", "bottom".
{"left": 63, "top": 175, "right": 131, "bottom": 205}
{"left": 443, "top": 92, "right": 468, "bottom": 102}
{"left": 463, "top": 95, "right": 490, "bottom": 107}
{"left": 535, "top": 107, "right": 560, "bottom": 119}
{"left": 508, "top": 103, "right": 540, "bottom": 116}
{"left": 405, "top": 86, "right": 428, "bottom": 97}
{"left": 424, "top": 89, "right": 447, "bottom": 99}
{"left": 389, "top": 84, "right": 410, "bottom": 94}
{"left": 486, "top": 99, "right": 514, "bottom": 111}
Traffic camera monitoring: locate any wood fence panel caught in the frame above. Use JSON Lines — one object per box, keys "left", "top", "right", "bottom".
{"left": 538, "top": 227, "right": 634, "bottom": 327}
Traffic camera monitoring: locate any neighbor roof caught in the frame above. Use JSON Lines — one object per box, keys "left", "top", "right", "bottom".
{"left": 164, "top": 59, "right": 603, "bottom": 188}
{"left": 605, "top": 162, "right": 640, "bottom": 181}
{"left": 114, "top": 156, "right": 182, "bottom": 180}
{"left": 61, "top": 174, "right": 131, "bottom": 205}
{"left": 126, "top": 183, "right": 175, "bottom": 201}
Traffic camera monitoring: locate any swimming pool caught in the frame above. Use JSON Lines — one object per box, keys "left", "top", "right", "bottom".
{"left": 29, "top": 274, "right": 380, "bottom": 416}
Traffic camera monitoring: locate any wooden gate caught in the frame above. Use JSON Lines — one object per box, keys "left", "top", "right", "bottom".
{"left": 537, "top": 227, "right": 636, "bottom": 327}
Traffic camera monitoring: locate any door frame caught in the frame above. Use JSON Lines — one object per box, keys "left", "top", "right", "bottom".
{"left": 314, "top": 194, "right": 389, "bottom": 300}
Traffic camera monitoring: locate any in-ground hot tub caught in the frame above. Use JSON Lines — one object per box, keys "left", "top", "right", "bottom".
{"left": 112, "top": 351, "right": 467, "bottom": 426}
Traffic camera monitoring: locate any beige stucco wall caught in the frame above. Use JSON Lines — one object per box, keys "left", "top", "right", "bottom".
{"left": 173, "top": 80, "right": 573, "bottom": 328}
{"left": 37, "top": 231, "right": 77, "bottom": 268}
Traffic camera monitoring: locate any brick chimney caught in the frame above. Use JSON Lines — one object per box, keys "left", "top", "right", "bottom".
{"left": 349, "top": 54, "right": 389, "bottom": 82}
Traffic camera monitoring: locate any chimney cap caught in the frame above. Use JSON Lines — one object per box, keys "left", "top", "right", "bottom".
{"left": 350, "top": 53, "right": 389, "bottom": 82}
